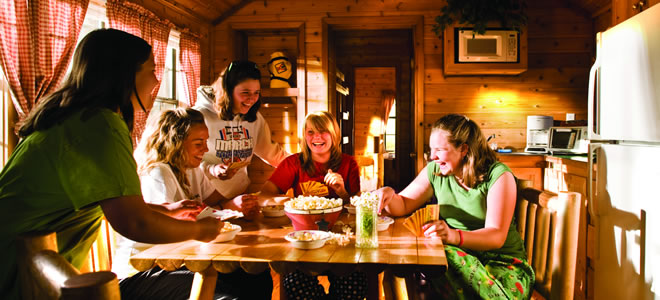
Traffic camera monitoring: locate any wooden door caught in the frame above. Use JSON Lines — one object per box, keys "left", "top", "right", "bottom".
{"left": 336, "top": 69, "right": 353, "bottom": 155}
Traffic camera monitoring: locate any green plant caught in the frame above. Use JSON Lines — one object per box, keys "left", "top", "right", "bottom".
{"left": 432, "top": 0, "right": 528, "bottom": 36}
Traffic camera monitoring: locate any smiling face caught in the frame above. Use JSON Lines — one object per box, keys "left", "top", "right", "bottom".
{"left": 305, "top": 121, "right": 333, "bottom": 162}
{"left": 429, "top": 129, "right": 467, "bottom": 176}
{"left": 133, "top": 53, "right": 158, "bottom": 112}
{"left": 231, "top": 79, "right": 260, "bottom": 115}
{"left": 183, "top": 123, "right": 210, "bottom": 168}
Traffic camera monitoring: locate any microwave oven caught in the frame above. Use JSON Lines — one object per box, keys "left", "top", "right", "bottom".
{"left": 548, "top": 126, "right": 588, "bottom": 155}
{"left": 457, "top": 28, "right": 519, "bottom": 63}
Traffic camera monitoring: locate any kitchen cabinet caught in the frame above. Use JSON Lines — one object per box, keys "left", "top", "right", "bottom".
{"left": 544, "top": 156, "right": 588, "bottom": 300}
{"left": 613, "top": 0, "right": 660, "bottom": 26}
{"left": 497, "top": 154, "right": 545, "bottom": 190}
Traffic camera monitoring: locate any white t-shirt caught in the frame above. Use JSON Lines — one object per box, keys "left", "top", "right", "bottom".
{"left": 111, "top": 163, "right": 216, "bottom": 279}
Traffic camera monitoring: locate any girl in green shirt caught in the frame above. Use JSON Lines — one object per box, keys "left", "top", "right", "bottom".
{"left": 376, "top": 114, "right": 534, "bottom": 300}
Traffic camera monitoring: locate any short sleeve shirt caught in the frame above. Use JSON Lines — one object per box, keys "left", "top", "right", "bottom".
{"left": 427, "top": 161, "right": 526, "bottom": 259}
{"left": 0, "top": 109, "right": 142, "bottom": 298}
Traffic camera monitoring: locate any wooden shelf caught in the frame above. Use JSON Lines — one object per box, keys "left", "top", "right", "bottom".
{"left": 260, "top": 88, "right": 298, "bottom": 105}
{"left": 443, "top": 24, "right": 528, "bottom": 75}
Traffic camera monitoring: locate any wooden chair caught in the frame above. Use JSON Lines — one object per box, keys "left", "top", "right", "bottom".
{"left": 516, "top": 180, "right": 581, "bottom": 300}
{"left": 16, "top": 231, "right": 121, "bottom": 300}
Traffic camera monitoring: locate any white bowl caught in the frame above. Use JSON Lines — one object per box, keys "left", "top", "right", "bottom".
{"left": 344, "top": 204, "right": 356, "bottom": 214}
{"left": 261, "top": 205, "right": 285, "bottom": 217}
{"left": 211, "top": 224, "right": 241, "bottom": 243}
{"left": 377, "top": 216, "right": 394, "bottom": 231}
{"left": 284, "top": 230, "right": 331, "bottom": 249}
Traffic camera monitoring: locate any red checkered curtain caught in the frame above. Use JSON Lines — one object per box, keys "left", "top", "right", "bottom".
{"left": 179, "top": 31, "right": 201, "bottom": 106}
{"left": 106, "top": 0, "right": 172, "bottom": 146}
{"left": 0, "top": 0, "right": 89, "bottom": 120}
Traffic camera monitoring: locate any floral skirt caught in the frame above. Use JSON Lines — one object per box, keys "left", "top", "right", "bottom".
{"left": 430, "top": 245, "right": 535, "bottom": 300}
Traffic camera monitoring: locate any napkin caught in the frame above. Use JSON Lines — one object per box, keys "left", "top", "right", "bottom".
{"left": 196, "top": 207, "right": 244, "bottom": 221}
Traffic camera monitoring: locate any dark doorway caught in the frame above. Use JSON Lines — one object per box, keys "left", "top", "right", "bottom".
{"left": 329, "top": 29, "right": 415, "bottom": 191}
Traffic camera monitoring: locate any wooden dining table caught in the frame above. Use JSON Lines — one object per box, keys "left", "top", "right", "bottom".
{"left": 129, "top": 211, "right": 447, "bottom": 300}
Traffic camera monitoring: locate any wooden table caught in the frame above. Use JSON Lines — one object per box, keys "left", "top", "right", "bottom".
{"left": 129, "top": 213, "right": 447, "bottom": 300}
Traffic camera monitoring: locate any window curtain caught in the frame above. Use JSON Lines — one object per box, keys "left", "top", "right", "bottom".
{"left": 381, "top": 89, "right": 395, "bottom": 133}
{"left": 179, "top": 31, "right": 201, "bottom": 106}
{"left": 0, "top": 0, "right": 89, "bottom": 120}
{"left": 106, "top": 0, "right": 172, "bottom": 146}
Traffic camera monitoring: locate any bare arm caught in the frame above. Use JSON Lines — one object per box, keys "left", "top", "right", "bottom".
{"left": 376, "top": 165, "right": 434, "bottom": 217}
{"left": 422, "top": 171, "right": 517, "bottom": 251}
{"left": 100, "top": 195, "right": 221, "bottom": 243}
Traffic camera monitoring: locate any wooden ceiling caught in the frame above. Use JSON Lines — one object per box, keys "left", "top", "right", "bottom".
{"left": 148, "top": 0, "right": 611, "bottom": 26}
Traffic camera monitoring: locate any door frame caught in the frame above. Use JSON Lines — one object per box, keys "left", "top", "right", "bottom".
{"left": 322, "top": 16, "right": 426, "bottom": 173}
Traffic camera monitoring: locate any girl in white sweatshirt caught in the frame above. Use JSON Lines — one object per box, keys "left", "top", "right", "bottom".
{"left": 194, "top": 60, "right": 289, "bottom": 199}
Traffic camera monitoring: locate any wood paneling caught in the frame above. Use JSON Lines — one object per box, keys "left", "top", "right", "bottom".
{"left": 213, "top": 0, "right": 593, "bottom": 181}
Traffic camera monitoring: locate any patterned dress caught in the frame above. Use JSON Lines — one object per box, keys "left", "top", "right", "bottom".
{"left": 427, "top": 162, "right": 534, "bottom": 300}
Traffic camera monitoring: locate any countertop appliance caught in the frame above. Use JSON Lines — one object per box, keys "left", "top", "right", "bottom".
{"left": 588, "top": 4, "right": 660, "bottom": 299}
{"left": 525, "top": 115, "right": 553, "bottom": 153}
{"left": 547, "top": 126, "right": 588, "bottom": 155}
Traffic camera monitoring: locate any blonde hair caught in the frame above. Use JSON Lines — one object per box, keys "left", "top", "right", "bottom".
{"left": 135, "top": 108, "right": 206, "bottom": 199}
{"left": 299, "top": 111, "right": 342, "bottom": 176}
{"left": 431, "top": 114, "right": 497, "bottom": 188}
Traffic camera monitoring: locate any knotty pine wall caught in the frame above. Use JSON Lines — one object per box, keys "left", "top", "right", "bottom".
{"left": 211, "top": 0, "right": 593, "bottom": 187}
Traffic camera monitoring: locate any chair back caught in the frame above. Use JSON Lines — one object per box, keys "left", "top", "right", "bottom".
{"left": 516, "top": 179, "right": 581, "bottom": 300}
{"left": 16, "top": 231, "right": 121, "bottom": 300}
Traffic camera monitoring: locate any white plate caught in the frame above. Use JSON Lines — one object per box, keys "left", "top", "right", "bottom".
{"left": 284, "top": 230, "right": 331, "bottom": 249}
{"left": 377, "top": 216, "right": 394, "bottom": 231}
{"left": 211, "top": 224, "right": 241, "bottom": 243}
{"left": 344, "top": 204, "right": 356, "bottom": 214}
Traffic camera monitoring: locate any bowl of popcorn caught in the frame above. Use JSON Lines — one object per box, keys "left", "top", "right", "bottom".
{"left": 211, "top": 222, "right": 241, "bottom": 243}
{"left": 284, "top": 196, "right": 343, "bottom": 231}
{"left": 284, "top": 230, "right": 332, "bottom": 249}
{"left": 377, "top": 216, "right": 394, "bottom": 231}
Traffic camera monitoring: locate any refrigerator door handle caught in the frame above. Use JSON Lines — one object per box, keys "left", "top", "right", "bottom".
{"left": 588, "top": 32, "right": 602, "bottom": 140}
{"left": 588, "top": 142, "right": 600, "bottom": 220}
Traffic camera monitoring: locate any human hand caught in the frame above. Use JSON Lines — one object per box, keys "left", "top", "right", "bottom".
{"left": 195, "top": 217, "right": 222, "bottom": 242}
{"left": 422, "top": 220, "right": 461, "bottom": 246}
{"left": 324, "top": 169, "right": 346, "bottom": 194}
{"left": 375, "top": 186, "right": 395, "bottom": 214}
{"left": 166, "top": 200, "right": 203, "bottom": 221}
{"left": 229, "top": 194, "right": 260, "bottom": 219}
{"left": 211, "top": 164, "right": 239, "bottom": 180}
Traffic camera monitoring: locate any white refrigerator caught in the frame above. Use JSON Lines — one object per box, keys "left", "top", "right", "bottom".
{"left": 588, "top": 4, "right": 660, "bottom": 299}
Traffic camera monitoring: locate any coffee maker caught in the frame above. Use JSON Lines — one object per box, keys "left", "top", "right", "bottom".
{"left": 525, "top": 115, "right": 553, "bottom": 153}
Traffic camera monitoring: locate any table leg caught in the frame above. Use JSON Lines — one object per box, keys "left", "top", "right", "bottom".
{"left": 189, "top": 266, "right": 218, "bottom": 300}
{"left": 279, "top": 272, "right": 288, "bottom": 300}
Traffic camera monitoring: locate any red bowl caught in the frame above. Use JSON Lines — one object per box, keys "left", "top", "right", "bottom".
{"left": 284, "top": 206, "right": 343, "bottom": 231}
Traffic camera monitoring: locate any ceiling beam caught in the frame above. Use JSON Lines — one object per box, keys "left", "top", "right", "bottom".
{"left": 212, "top": 0, "right": 256, "bottom": 25}
{"left": 149, "top": 0, "right": 213, "bottom": 24}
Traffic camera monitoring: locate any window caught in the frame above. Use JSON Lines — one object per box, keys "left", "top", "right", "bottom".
{"left": 385, "top": 100, "right": 396, "bottom": 153}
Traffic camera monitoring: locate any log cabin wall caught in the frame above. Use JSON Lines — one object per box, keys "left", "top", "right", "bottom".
{"left": 211, "top": 0, "right": 593, "bottom": 181}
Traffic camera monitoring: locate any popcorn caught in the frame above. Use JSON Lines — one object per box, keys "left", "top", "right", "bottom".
{"left": 284, "top": 195, "right": 342, "bottom": 210}
{"left": 350, "top": 191, "right": 379, "bottom": 208}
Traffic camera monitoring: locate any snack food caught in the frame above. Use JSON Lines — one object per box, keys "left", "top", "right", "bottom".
{"left": 284, "top": 195, "right": 342, "bottom": 210}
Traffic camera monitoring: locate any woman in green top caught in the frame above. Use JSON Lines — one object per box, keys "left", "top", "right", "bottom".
{"left": 376, "top": 114, "right": 534, "bottom": 300}
{"left": 0, "top": 29, "right": 222, "bottom": 299}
